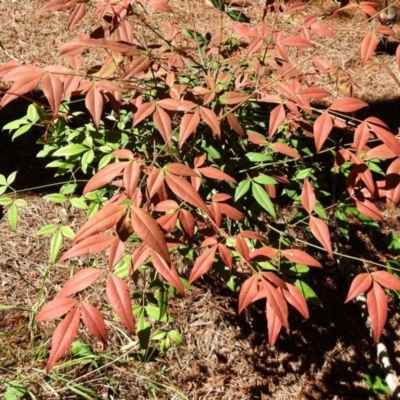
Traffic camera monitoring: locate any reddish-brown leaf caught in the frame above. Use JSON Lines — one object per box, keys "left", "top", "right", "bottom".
{"left": 200, "top": 107, "right": 221, "bottom": 137}
{"left": 85, "top": 85, "right": 104, "bottom": 130}
{"left": 219, "top": 91, "right": 251, "bottom": 105}
{"left": 46, "top": 306, "right": 80, "bottom": 372}
{"left": 189, "top": 245, "right": 218, "bottom": 283}
{"left": 36, "top": 298, "right": 78, "bottom": 322}
{"left": 84, "top": 162, "right": 128, "bottom": 194}
{"left": 106, "top": 274, "right": 135, "bottom": 334}
{"left": 270, "top": 142, "right": 301, "bottom": 159}
{"left": 266, "top": 300, "right": 283, "bottom": 346}
{"left": 282, "top": 249, "right": 322, "bottom": 268}
{"left": 367, "top": 281, "right": 388, "bottom": 343}
{"left": 179, "top": 209, "right": 195, "bottom": 238}
{"left": 123, "top": 56, "right": 151, "bottom": 80}
{"left": 58, "top": 268, "right": 104, "bottom": 298}
{"left": 80, "top": 302, "right": 108, "bottom": 344}
{"left": 226, "top": 113, "right": 245, "bottom": 136}
{"left": 366, "top": 144, "right": 396, "bottom": 160}
{"left": 329, "top": 98, "right": 369, "bottom": 113}
{"left": 282, "top": 283, "right": 309, "bottom": 319}
{"left": 157, "top": 211, "right": 179, "bottom": 232}
{"left": 165, "top": 173, "right": 211, "bottom": 218}
{"left": 301, "top": 179, "right": 316, "bottom": 214}
{"left": 262, "top": 272, "right": 287, "bottom": 289}
{"left": 108, "top": 238, "right": 126, "bottom": 270}
{"left": 133, "top": 102, "right": 156, "bottom": 127}
{"left": 280, "top": 36, "right": 313, "bottom": 47}
{"left": 386, "top": 158, "right": 400, "bottom": 206}
{"left": 372, "top": 271, "right": 400, "bottom": 290}
{"left": 131, "top": 206, "right": 170, "bottom": 263}
{"left": 367, "top": 119, "right": 400, "bottom": 159}
{"left": 345, "top": 273, "right": 373, "bottom": 303}
{"left": 68, "top": 3, "right": 86, "bottom": 29}
{"left": 360, "top": 32, "right": 379, "bottom": 67}
{"left": 41, "top": 73, "right": 62, "bottom": 113}
{"left": 218, "top": 203, "right": 244, "bottom": 221}
{"left": 112, "top": 149, "right": 134, "bottom": 160}
{"left": 299, "top": 86, "right": 331, "bottom": 100}
{"left": 149, "top": 0, "right": 172, "bottom": 12}
{"left": 261, "top": 280, "right": 289, "bottom": 330}
{"left": 130, "top": 244, "right": 150, "bottom": 273}
{"left": 165, "top": 163, "right": 199, "bottom": 177}
{"left": 269, "top": 104, "right": 285, "bottom": 139}
{"left": 309, "top": 216, "right": 333, "bottom": 258}
{"left": 77, "top": 37, "right": 139, "bottom": 56}
{"left": 314, "top": 111, "right": 333, "bottom": 152}
{"left": 59, "top": 233, "right": 116, "bottom": 261}
{"left": 249, "top": 246, "right": 278, "bottom": 260}
{"left": 238, "top": 274, "right": 259, "bottom": 314}
{"left": 154, "top": 200, "right": 179, "bottom": 212}
{"left": 179, "top": 111, "right": 200, "bottom": 148}
{"left": 153, "top": 106, "right": 172, "bottom": 145}
{"left": 236, "top": 235, "right": 250, "bottom": 261}
{"left": 353, "top": 121, "right": 370, "bottom": 153}
{"left": 146, "top": 167, "right": 165, "bottom": 199}
{"left": 355, "top": 198, "right": 383, "bottom": 221}
{"left": 198, "top": 167, "right": 237, "bottom": 184}
{"left": 218, "top": 243, "right": 233, "bottom": 269}
{"left": 73, "top": 204, "right": 127, "bottom": 244}
{"left": 123, "top": 162, "right": 141, "bottom": 198}
{"left": 212, "top": 193, "right": 232, "bottom": 202}
{"left": 151, "top": 252, "right": 185, "bottom": 296}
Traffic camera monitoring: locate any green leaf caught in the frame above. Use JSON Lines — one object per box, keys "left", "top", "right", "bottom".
{"left": 27, "top": 103, "right": 40, "bottom": 123}
{"left": 296, "top": 168, "right": 314, "bottom": 180}
{"left": 168, "top": 330, "right": 183, "bottom": 345}
{"left": 81, "top": 149, "right": 95, "bottom": 173}
{"left": 14, "top": 199, "right": 27, "bottom": 207}
{"left": 145, "top": 306, "right": 174, "bottom": 322}
{"left": 364, "top": 366, "right": 391, "bottom": 396}
{"left": 294, "top": 279, "right": 322, "bottom": 307}
{"left": 3, "top": 117, "right": 28, "bottom": 131}
{"left": 245, "top": 152, "right": 271, "bottom": 162}
{"left": 0, "top": 197, "right": 13, "bottom": 206}
{"left": 70, "top": 197, "right": 88, "bottom": 209}
{"left": 234, "top": 179, "right": 251, "bottom": 202}
{"left": 0, "top": 186, "right": 7, "bottom": 196}
{"left": 6, "top": 171, "right": 17, "bottom": 186}
{"left": 252, "top": 182, "right": 276, "bottom": 217}
{"left": 182, "top": 29, "right": 206, "bottom": 43}
{"left": 150, "top": 329, "right": 167, "bottom": 341}
{"left": 43, "top": 193, "right": 68, "bottom": 204}
{"left": 61, "top": 226, "right": 75, "bottom": 239}
{"left": 4, "top": 382, "right": 26, "bottom": 400}
{"left": 71, "top": 341, "right": 93, "bottom": 358}
{"left": 37, "top": 224, "right": 59, "bottom": 235}
{"left": 50, "top": 229, "right": 63, "bottom": 264}
{"left": 98, "top": 154, "right": 112, "bottom": 170}
{"left": 8, "top": 203, "right": 18, "bottom": 231}
{"left": 157, "top": 288, "right": 168, "bottom": 322}
{"left": 53, "top": 144, "right": 88, "bottom": 157}
{"left": 227, "top": 9, "right": 250, "bottom": 23}
{"left": 0, "top": 174, "right": 7, "bottom": 186}
{"left": 252, "top": 174, "right": 277, "bottom": 185}
{"left": 12, "top": 123, "right": 34, "bottom": 140}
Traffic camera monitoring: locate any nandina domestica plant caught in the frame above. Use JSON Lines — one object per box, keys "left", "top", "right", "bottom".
{"left": 2, "top": 0, "right": 400, "bottom": 395}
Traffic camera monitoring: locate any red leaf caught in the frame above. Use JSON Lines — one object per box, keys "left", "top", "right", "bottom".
{"left": 123, "top": 162, "right": 141, "bottom": 198}
{"left": 309, "top": 216, "right": 333, "bottom": 258}
{"left": 249, "top": 247, "right": 278, "bottom": 260}
{"left": 280, "top": 36, "right": 313, "bottom": 47}
{"left": 353, "top": 121, "right": 371, "bottom": 153}
{"left": 354, "top": 198, "right": 383, "bottom": 221}
{"left": 282, "top": 249, "right": 322, "bottom": 268}
{"left": 108, "top": 238, "right": 126, "bottom": 270}
{"left": 106, "top": 274, "right": 135, "bottom": 334}
{"left": 153, "top": 106, "right": 172, "bottom": 145}
{"left": 198, "top": 167, "right": 237, "bottom": 184}
{"left": 130, "top": 244, "right": 150, "bottom": 273}
{"left": 314, "top": 111, "right": 333, "bottom": 152}
{"left": 59, "top": 233, "right": 116, "bottom": 261}
{"left": 372, "top": 271, "right": 400, "bottom": 290}
{"left": 386, "top": 158, "right": 400, "bottom": 206}
{"left": 218, "top": 203, "right": 244, "bottom": 221}
{"left": 200, "top": 107, "right": 221, "bottom": 137}
{"left": 189, "top": 245, "right": 218, "bottom": 283}
{"left": 41, "top": 73, "right": 62, "bottom": 113}
{"left": 300, "top": 86, "right": 331, "bottom": 100}
{"left": 179, "top": 209, "right": 195, "bottom": 238}
{"left": 149, "top": 0, "right": 172, "bottom": 13}
{"left": 238, "top": 274, "right": 259, "bottom": 314}
{"left": 80, "top": 302, "right": 108, "bottom": 344}
{"left": 240, "top": 230, "right": 266, "bottom": 242}
{"left": 47, "top": 306, "right": 80, "bottom": 372}
{"left": 165, "top": 163, "right": 199, "bottom": 177}
{"left": 270, "top": 142, "right": 301, "bottom": 159}
{"left": 329, "top": 98, "right": 369, "bottom": 113}
{"left": 84, "top": 162, "right": 128, "bottom": 194}
{"left": 212, "top": 193, "right": 232, "bottom": 202}
{"left": 266, "top": 300, "right": 283, "bottom": 346}
{"left": 219, "top": 91, "right": 251, "bottom": 105}
{"left": 151, "top": 252, "right": 185, "bottom": 296}
{"left": 226, "top": 113, "right": 245, "bottom": 136}
{"left": 165, "top": 173, "right": 211, "bottom": 218}
{"left": 367, "top": 119, "right": 400, "bottom": 159}
{"left": 131, "top": 206, "right": 170, "bottom": 263}
{"left": 124, "top": 56, "right": 151, "bottom": 80}
{"left": 133, "top": 102, "right": 155, "bottom": 127}
{"left": 262, "top": 272, "right": 287, "bottom": 289}
{"left": 261, "top": 280, "right": 289, "bottom": 330}
{"left": 360, "top": 32, "right": 379, "bottom": 67}
{"left": 147, "top": 167, "right": 165, "bottom": 199}
{"left": 67, "top": 3, "right": 86, "bottom": 29}
{"left": 269, "top": 104, "right": 285, "bottom": 139}
{"left": 367, "top": 281, "right": 388, "bottom": 343}
{"left": 366, "top": 144, "right": 396, "bottom": 160}
{"left": 157, "top": 211, "right": 178, "bottom": 232}
{"left": 301, "top": 179, "right": 316, "bottom": 214}
{"left": 282, "top": 283, "right": 309, "bottom": 319}
{"left": 179, "top": 111, "right": 200, "bottom": 148}
{"left": 73, "top": 204, "right": 127, "bottom": 244}
{"left": 58, "top": 268, "right": 104, "bottom": 298}
{"left": 236, "top": 235, "right": 250, "bottom": 260}
{"left": 36, "top": 298, "right": 78, "bottom": 322}
{"left": 85, "top": 85, "right": 104, "bottom": 130}
{"left": 344, "top": 273, "right": 373, "bottom": 303}
{"left": 218, "top": 243, "right": 233, "bottom": 269}
{"left": 112, "top": 149, "right": 134, "bottom": 160}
